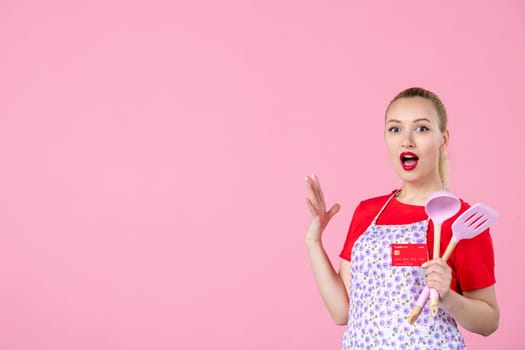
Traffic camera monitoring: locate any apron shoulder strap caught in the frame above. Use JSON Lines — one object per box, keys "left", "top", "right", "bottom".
{"left": 371, "top": 190, "right": 400, "bottom": 225}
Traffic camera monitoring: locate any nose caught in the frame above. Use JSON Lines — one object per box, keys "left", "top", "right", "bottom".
{"left": 401, "top": 131, "right": 415, "bottom": 148}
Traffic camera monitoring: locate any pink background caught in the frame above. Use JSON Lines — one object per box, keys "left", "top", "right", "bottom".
{"left": 1, "top": 1, "right": 524, "bottom": 349}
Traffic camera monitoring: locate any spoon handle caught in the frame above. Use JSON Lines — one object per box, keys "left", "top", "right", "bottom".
{"left": 433, "top": 223, "right": 442, "bottom": 259}
{"left": 429, "top": 223, "right": 443, "bottom": 316}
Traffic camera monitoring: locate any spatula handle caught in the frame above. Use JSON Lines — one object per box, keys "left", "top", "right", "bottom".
{"left": 441, "top": 240, "right": 458, "bottom": 262}
{"left": 429, "top": 288, "right": 440, "bottom": 316}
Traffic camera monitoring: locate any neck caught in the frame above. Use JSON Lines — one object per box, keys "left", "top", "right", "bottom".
{"left": 396, "top": 181, "right": 444, "bottom": 206}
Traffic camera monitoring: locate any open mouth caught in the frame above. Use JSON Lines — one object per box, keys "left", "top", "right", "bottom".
{"left": 400, "top": 152, "right": 419, "bottom": 171}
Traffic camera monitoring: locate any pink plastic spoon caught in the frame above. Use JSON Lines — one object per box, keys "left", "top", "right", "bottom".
{"left": 425, "top": 191, "right": 462, "bottom": 259}
{"left": 425, "top": 191, "right": 461, "bottom": 316}
{"left": 406, "top": 191, "right": 460, "bottom": 324}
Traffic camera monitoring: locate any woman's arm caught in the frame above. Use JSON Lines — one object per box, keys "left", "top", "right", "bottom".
{"left": 443, "top": 286, "right": 499, "bottom": 336}
{"left": 306, "top": 239, "right": 351, "bottom": 325}
{"left": 424, "top": 259, "right": 499, "bottom": 336}
{"left": 305, "top": 175, "right": 350, "bottom": 325}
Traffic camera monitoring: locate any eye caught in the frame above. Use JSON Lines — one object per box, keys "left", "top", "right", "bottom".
{"left": 388, "top": 126, "right": 400, "bottom": 133}
{"left": 415, "top": 125, "right": 430, "bottom": 132}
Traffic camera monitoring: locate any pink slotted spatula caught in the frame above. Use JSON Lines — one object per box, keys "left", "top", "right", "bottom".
{"left": 441, "top": 203, "right": 499, "bottom": 261}
{"left": 408, "top": 202, "right": 499, "bottom": 324}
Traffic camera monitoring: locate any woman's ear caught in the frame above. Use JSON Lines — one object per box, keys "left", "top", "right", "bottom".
{"left": 441, "top": 129, "right": 450, "bottom": 151}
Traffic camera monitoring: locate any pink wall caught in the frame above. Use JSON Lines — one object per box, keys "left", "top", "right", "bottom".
{"left": 1, "top": 1, "right": 523, "bottom": 348}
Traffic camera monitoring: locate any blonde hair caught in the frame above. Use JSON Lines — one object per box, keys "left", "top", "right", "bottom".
{"left": 386, "top": 87, "right": 450, "bottom": 188}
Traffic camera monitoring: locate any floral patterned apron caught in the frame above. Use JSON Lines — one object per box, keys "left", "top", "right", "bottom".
{"left": 342, "top": 193, "right": 466, "bottom": 349}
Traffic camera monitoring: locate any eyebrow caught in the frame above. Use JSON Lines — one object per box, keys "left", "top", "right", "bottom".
{"left": 386, "top": 118, "right": 432, "bottom": 124}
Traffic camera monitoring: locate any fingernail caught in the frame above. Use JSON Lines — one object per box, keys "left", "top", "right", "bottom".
{"left": 422, "top": 262, "right": 428, "bottom": 268}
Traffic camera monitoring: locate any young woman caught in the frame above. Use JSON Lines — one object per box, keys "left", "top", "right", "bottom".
{"left": 305, "top": 87, "right": 499, "bottom": 349}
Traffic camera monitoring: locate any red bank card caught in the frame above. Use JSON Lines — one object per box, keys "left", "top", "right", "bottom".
{"left": 391, "top": 244, "right": 428, "bottom": 266}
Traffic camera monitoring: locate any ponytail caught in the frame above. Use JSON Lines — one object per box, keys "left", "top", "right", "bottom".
{"left": 439, "top": 150, "right": 449, "bottom": 190}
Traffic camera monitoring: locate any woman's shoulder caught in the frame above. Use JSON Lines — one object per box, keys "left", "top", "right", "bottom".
{"left": 355, "top": 190, "right": 398, "bottom": 213}
{"left": 359, "top": 190, "right": 398, "bottom": 206}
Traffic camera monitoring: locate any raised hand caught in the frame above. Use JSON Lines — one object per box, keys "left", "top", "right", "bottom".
{"left": 305, "top": 174, "right": 340, "bottom": 244}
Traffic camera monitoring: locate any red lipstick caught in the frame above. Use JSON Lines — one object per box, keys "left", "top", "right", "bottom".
{"left": 400, "top": 152, "right": 419, "bottom": 171}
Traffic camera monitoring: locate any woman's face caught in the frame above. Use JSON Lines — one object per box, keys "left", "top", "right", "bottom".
{"left": 385, "top": 97, "right": 448, "bottom": 186}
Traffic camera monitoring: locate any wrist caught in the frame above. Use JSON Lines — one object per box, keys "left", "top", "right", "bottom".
{"left": 305, "top": 238, "right": 323, "bottom": 249}
{"left": 439, "top": 289, "right": 457, "bottom": 311}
